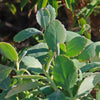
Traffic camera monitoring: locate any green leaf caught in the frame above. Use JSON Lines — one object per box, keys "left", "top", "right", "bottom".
{"left": 5, "top": 3, "right": 16, "bottom": 15}
{"left": 53, "top": 55, "right": 77, "bottom": 90}
{"left": 0, "top": 42, "right": 18, "bottom": 62}
{"left": 14, "top": 28, "right": 42, "bottom": 42}
{"left": 78, "top": 17, "right": 87, "bottom": 26}
{"left": 40, "top": 86, "right": 54, "bottom": 96}
{"left": 48, "top": 0, "right": 58, "bottom": 14}
{"left": 65, "top": 0, "right": 71, "bottom": 9}
{"left": 21, "top": 0, "right": 29, "bottom": 11}
{"left": 30, "top": 0, "right": 38, "bottom": 9}
{"left": 81, "top": 62, "right": 100, "bottom": 72}
{"left": 33, "top": 85, "right": 54, "bottom": 96}
{"left": 52, "top": 0, "right": 58, "bottom": 14}
{"left": 37, "top": 0, "right": 43, "bottom": 9}
{"left": 96, "top": 45, "right": 100, "bottom": 56}
{"left": 78, "top": 42, "right": 100, "bottom": 61}
{"left": 77, "top": 73, "right": 100, "bottom": 96}
{"left": 0, "top": 64, "right": 12, "bottom": 83}
{"left": 5, "top": 81, "right": 43, "bottom": 98}
{"left": 42, "top": 0, "right": 48, "bottom": 7}
{"left": 44, "top": 20, "right": 66, "bottom": 52}
{"left": 37, "top": 0, "right": 48, "bottom": 9}
{"left": 96, "top": 90, "right": 100, "bottom": 100}
{"left": 18, "top": 49, "right": 27, "bottom": 63}
{"left": 66, "top": 37, "right": 87, "bottom": 57}
{"left": 85, "top": 0, "right": 100, "bottom": 18}
{"left": 46, "top": 4, "right": 56, "bottom": 21}
{"left": 36, "top": 8, "right": 50, "bottom": 29}
{"left": 22, "top": 56, "right": 43, "bottom": 73}
{"left": 72, "top": 59, "right": 86, "bottom": 69}
{"left": 90, "top": 46, "right": 100, "bottom": 62}
{"left": 90, "top": 55, "right": 100, "bottom": 62}
{"left": 47, "top": 90, "right": 66, "bottom": 100}
{"left": 0, "top": 90, "right": 17, "bottom": 100}
{"left": 60, "top": 43, "right": 66, "bottom": 54}
{"left": 26, "top": 43, "right": 49, "bottom": 58}
{"left": 0, "top": 76, "right": 10, "bottom": 90}
{"left": 65, "top": 31, "right": 80, "bottom": 43}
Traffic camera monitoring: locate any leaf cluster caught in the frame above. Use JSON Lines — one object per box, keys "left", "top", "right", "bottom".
{"left": 0, "top": 4, "right": 100, "bottom": 100}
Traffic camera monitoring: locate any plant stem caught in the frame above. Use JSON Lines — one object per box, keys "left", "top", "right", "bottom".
{"left": 68, "top": 89, "right": 73, "bottom": 98}
{"left": 19, "top": 68, "right": 31, "bottom": 75}
{"left": 16, "top": 61, "right": 19, "bottom": 71}
{"left": 57, "top": 43, "right": 60, "bottom": 56}
{"left": 45, "top": 73, "right": 58, "bottom": 91}
{"left": 46, "top": 55, "right": 54, "bottom": 73}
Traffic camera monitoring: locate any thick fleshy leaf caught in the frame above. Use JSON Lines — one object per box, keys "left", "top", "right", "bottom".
{"left": 44, "top": 20, "right": 66, "bottom": 52}
{"left": 78, "top": 42, "right": 100, "bottom": 61}
{"left": 81, "top": 62, "right": 100, "bottom": 72}
{"left": 26, "top": 43, "right": 49, "bottom": 58}
{"left": 46, "top": 4, "right": 56, "bottom": 21}
{"left": 77, "top": 73, "right": 100, "bottom": 96}
{"left": 47, "top": 90, "right": 66, "bottom": 100}
{"left": 0, "top": 64, "right": 12, "bottom": 83}
{"left": 36, "top": 8, "right": 50, "bottom": 29}
{"left": 53, "top": 55, "right": 77, "bottom": 89}
{"left": 0, "top": 42, "right": 18, "bottom": 62}
{"left": 14, "top": 28, "right": 42, "bottom": 42}
{"left": 22, "top": 56, "right": 43, "bottom": 73}
{"left": 5, "top": 81, "right": 43, "bottom": 98}
{"left": 66, "top": 37, "right": 87, "bottom": 57}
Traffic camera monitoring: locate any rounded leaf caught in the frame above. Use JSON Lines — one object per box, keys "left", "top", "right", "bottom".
{"left": 53, "top": 55, "right": 77, "bottom": 89}
{"left": 22, "top": 56, "right": 43, "bottom": 73}
{"left": 46, "top": 4, "right": 56, "bottom": 21}
{"left": 66, "top": 37, "right": 87, "bottom": 57}
{"left": 80, "top": 62, "right": 100, "bottom": 72}
{"left": 78, "top": 42, "right": 100, "bottom": 61}
{"left": 0, "top": 42, "right": 18, "bottom": 62}
{"left": 36, "top": 8, "right": 50, "bottom": 29}
{"left": 77, "top": 73, "right": 100, "bottom": 96}
{"left": 26, "top": 43, "right": 49, "bottom": 58}
{"left": 44, "top": 20, "right": 66, "bottom": 52}
{"left": 14, "top": 28, "right": 42, "bottom": 42}
{"left": 5, "top": 81, "right": 43, "bottom": 98}
{"left": 0, "top": 64, "right": 12, "bottom": 83}
{"left": 65, "top": 31, "right": 80, "bottom": 43}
